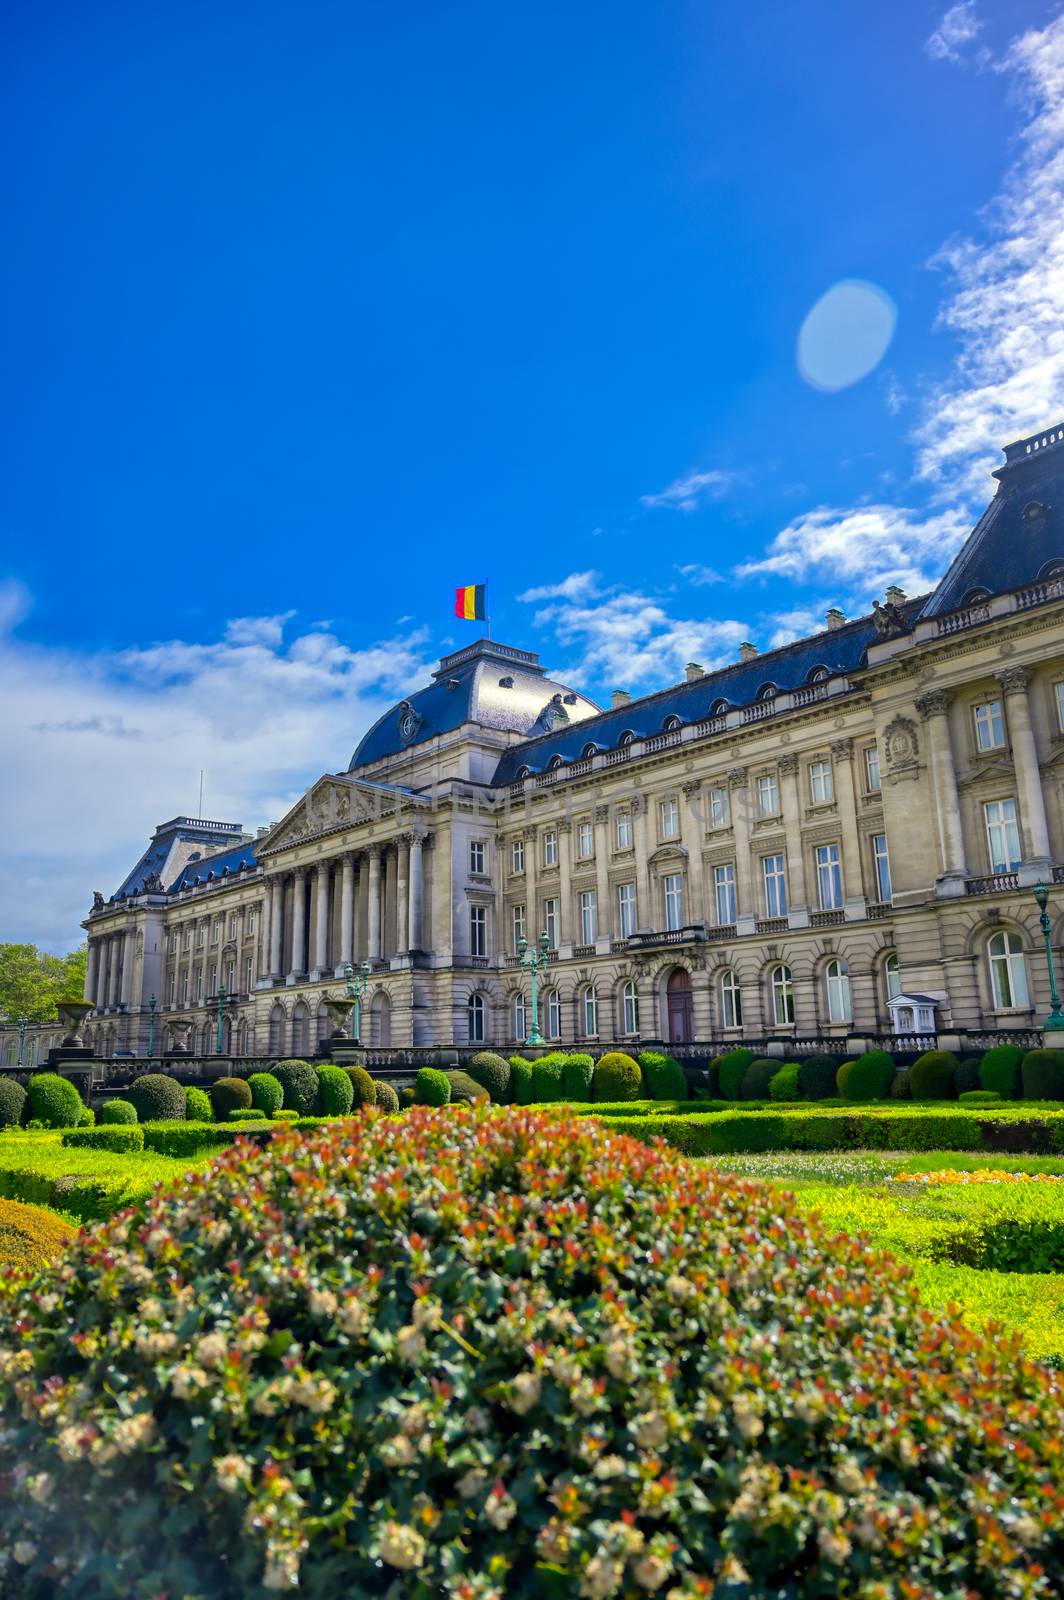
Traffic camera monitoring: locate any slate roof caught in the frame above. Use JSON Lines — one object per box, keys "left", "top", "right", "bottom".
{"left": 920, "top": 423, "right": 1064, "bottom": 618}
{"left": 168, "top": 838, "right": 259, "bottom": 892}
{"left": 113, "top": 817, "right": 247, "bottom": 899}
{"left": 490, "top": 601, "right": 925, "bottom": 785}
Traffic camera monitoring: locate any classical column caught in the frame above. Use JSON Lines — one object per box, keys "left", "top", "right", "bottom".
{"left": 269, "top": 877, "right": 284, "bottom": 979}
{"left": 84, "top": 940, "right": 98, "bottom": 1004}
{"left": 396, "top": 836, "right": 410, "bottom": 953}
{"left": 999, "top": 667, "right": 1051, "bottom": 868}
{"left": 729, "top": 768, "right": 755, "bottom": 933}
{"left": 523, "top": 824, "right": 538, "bottom": 939}
{"left": 594, "top": 805, "right": 611, "bottom": 941}
{"left": 367, "top": 846, "right": 382, "bottom": 961}
{"left": 558, "top": 821, "right": 573, "bottom": 945}
{"left": 409, "top": 833, "right": 425, "bottom": 950}
{"left": 831, "top": 738, "right": 866, "bottom": 916}
{"left": 96, "top": 939, "right": 110, "bottom": 1010}
{"left": 339, "top": 853, "right": 355, "bottom": 970}
{"left": 778, "top": 753, "right": 808, "bottom": 920}
{"left": 311, "top": 862, "right": 330, "bottom": 978}
{"left": 288, "top": 869, "right": 307, "bottom": 982}
{"left": 108, "top": 935, "right": 122, "bottom": 1007}
{"left": 120, "top": 928, "right": 135, "bottom": 1005}
{"left": 357, "top": 854, "right": 370, "bottom": 957}
{"left": 259, "top": 887, "right": 272, "bottom": 983}
{"left": 915, "top": 689, "right": 967, "bottom": 894}
{"left": 631, "top": 796, "right": 652, "bottom": 930}
{"left": 680, "top": 782, "right": 706, "bottom": 926}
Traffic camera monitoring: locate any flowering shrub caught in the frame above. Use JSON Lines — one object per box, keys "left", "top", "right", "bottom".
{"left": 128, "top": 1074, "right": 185, "bottom": 1123}
{"left": 892, "top": 1168, "right": 1064, "bottom": 1185}
{"left": 248, "top": 1074, "right": 283, "bottom": 1118}
{"left": 0, "top": 1196, "right": 73, "bottom": 1275}
{"left": 0, "top": 1079, "right": 26, "bottom": 1128}
{"left": 344, "top": 1066, "right": 377, "bottom": 1109}
{"left": 272, "top": 1060, "right": 318, "bottom": 1116}
{"left": 315, "top": 1065, "right": 354, "bottom": 1118}
{"left": 211, "top": 1077, "right": 253, "bottom": 1120}
{"left": 184, "top": 1086, "right": 213, "bottom": 1122}
{"left": 466, "top": 1052, "right": 512, "bottom": 1103}
{"left": 373, "top": 1080, "right": 400, "bottom": 1113}
{"left": 2, "top": 1108, "right": 1064, "bottom": 1597}
{"left": 415, "top": 1067, "right": 450, "bottom": 1106}
{"left": 592, "top": 1051, "right": 642, "bottom": 1102}
{"left": 26, "top": 1074, "right": 83, "bottom": 1129}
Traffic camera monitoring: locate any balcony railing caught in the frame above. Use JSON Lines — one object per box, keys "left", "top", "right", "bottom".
{"left": 810, "top": 909, "right": 844, "bottom": 927}
{"left": 755, "top": 917, "right": 788, "bottom": 935}
{"left": 626, "top": 924, "right": 707, "bottom": 949}
{"left": 966, "top": 872, "right": 1020, "bottom": 895}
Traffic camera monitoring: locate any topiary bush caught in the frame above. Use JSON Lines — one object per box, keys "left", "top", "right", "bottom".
{"left": 797, "top": 1053, "right": 837, "bottom": 1101}
{"left": 740, "top": 1056, "right": 779, "bottom": 1100}
{"left": 846, "top": 1050, "right": 896, "bottom": 1102}
{"left": 889, "top": 1069, "right": 912, "bottom": 1100}
{"left": 273, "top": 1059, "right": 319, "bottom": 1115}
{"left": 910, "top": 1049, "right": 958, "bottom": 1101}
{"left": 344, "top": 1065, "right": 377, "bottom": 1110}
{"left": 26, "top": 1073, "right": 83, "bottom": 1129}
{"left": 531, "top": 1052, "right": 567, "bottom": 1103}
{"left": 315, "top": 1064, "right": 355, "bottom": 1117}
{"left": 61, "top": 1125, "right": 145, "bottom": 1153}
{"left": 398, "top": 1087, "right": 416, "bottom": 1110}
{"left": 953, "top": 1056, "right": 982, "bottom": 1097}
{"left": 274, "top": 1108, "right": 300, "bottom": 1123}
{"left": 100, "top": 1098, "right": 138, "bottom": 1125}
{"left": 415, "top": 1066, "right": 450, "bottom": 1106}
{"left": 184, "top": 1086, "right": 214, "bottom": 1123}
{"left": 1022, "top": 1048, "right": 1064, "bottom": 1101}
{"left": 592, "top": 1050, "right": 642, "bottom": 1102}
{"left": 508, "top": 1056, "right": 534, "bottom": 1105}
{"left": 959, "top": 1089, "right": 1003, "bottom": 1104}
{"left": 0, "top": 1078, "right": 26, "bottom": 1128}
{"left": 768, "top": 1062, "right": 801, "bottom": 1101}
{"left": 228, "top": 1107, "right": 268, "bottom": 1123}
{"left": 128, "top": 1073, "right": 186, "bottom": 1123}
{"left": 247, "top": 1073, "right": 283, "bottom": 1118}
{"left": 466, "top": 1051, "right": 512, "bottom": 1103}
{"left": 718, "top": 1047, "right": 755, "bottom": 1100}
{"left": 373, "top": 1080, "right": 400, "bottom": 1113}
{"left": 210, "top": 1076, "right": 254, "bottom": 1121}
{"left": 446, "top": 1070, "right": 489, "bottom": 1105}
{"left": 835, "top": 1060, "right": 855, "bottom": 1097}
{"left": 4, "top": 1108, "right": 1064, "bottom": 1598}
{"left": 638, "top": 1050, "right": 688, "bottom": 1101}
{"left": 560, "top": 1052, "right": 594, "bottom": 1101}
{"left": 78, "top": 1106, "right": 96, "bottom": 1127}
{"left": 980, "top": 1043, "right": 1024, "bottom": 1100}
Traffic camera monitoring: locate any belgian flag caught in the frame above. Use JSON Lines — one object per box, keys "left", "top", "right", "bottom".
{"left": 454, "top": 584, "right": 486, "bottom": 622}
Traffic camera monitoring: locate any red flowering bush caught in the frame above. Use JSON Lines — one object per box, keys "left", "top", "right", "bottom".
{"left": 1, "top": 1108, "right": 1064, "bottom": 1598}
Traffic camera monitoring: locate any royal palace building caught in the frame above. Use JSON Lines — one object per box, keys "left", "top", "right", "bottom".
{"left": 8, "top": 423, "right": 1064, "bottom": 1067}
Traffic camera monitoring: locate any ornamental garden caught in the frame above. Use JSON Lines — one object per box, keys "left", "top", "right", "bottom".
{"left": 2, "top": 1045, "right": 1064, "bottom": 1596}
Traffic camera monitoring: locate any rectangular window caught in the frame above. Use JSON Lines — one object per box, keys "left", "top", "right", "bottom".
{"left": 211, "top": 921, "right": 220, "bottom": 945}
{"left": 470, "top": 905, "right": 487, "bottom": 957}
{"left": 181, "top": 971, "right": 189, "bottom": 1004}
{"left": 196, "top": 925, "right": 204, "bottom": 948}
{"left": 544, "top": 898, "right": 559, "bottom": 949}
{"left": 244, "top": 956, "right": 253, "bottom": 993}
{"left": 247, "top": 909, "right": 256, "bottom": 934}
{"left": 974, "top": 699, "right": 1006, "bottom": 752}
{"left": 617, "top": 882, "right": 637, "bottom": 938}
{"left": 225, "top": 961, "right": 235, "bottom": 993}
{"left": 511, "top": 838, "right": 524, "bottom": 873}
{"left": 984, "top": 798, "right": 1022, "bottom": 873}
{"left": 469, "top": 840, "right": 486, "bottom": 875}
{"left": 713, "top": 863, "right": 736, "bottom": 925}
{"left": 194, "top": 970, "right": 203, "bottom": 1004}
{"left": 168, "top": 974, "right": 176, "bottom": 1007}
{"left": 864, "top": 744, "right": 881, "bottom": 793}
{"left": 579, "top": 889, "right": 597, "bottom": 944}
{"left": 512, "top": 903, "right": 526, "bottom": 949}
{"left": 184, "top": 927, "right": 191, "bottom": 950}
{"left": 663, "top": 872, "right": 684, "bottom": 931}
{"left": 872, "top": 833, "right": 892, "bottom": 902}
{"left": 229, "top": 915, "right": 237, "bottom": 940}
{"left": 547, "top": 989, "right": 560, "bottom": 1038}
{"left": 207, "top": 965, "right": 217, "bottom": 995}
{"left": 721, "top": 972, "right": 742, "bottom": 1029}
{"left": 543, "top": 830, "right": 557, "bottom": 867}
{"left": 576, "top": 820, "right": 593, "bottom": 858}
{"left": 757, "top": 772, "right": 779, "bottom": 816}
{"left": 809, "top": 759, "right": 833, "bottom": 804}
{"left": 659, "top": 797, "right": 679, "bottom": 839}
{"left": 815, "top": 843, "right": 844, "bottom": 910}
{"left": 709, "top": 785, "right": 729, "bottom": 828}
{"left": 615, "top": 809, "right": 633, "bottom": 850}
{"left": 762, "top": 853, "right": 788, "bottom": 917}
{"left": 1056, "top": 680, "right": 1064, "bottom": 733}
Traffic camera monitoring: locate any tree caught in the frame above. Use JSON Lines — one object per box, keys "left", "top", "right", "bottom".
{"left": 0, "top": 944, "right": 87, "bottom": 1023}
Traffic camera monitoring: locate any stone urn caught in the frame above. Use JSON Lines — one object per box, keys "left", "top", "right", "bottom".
{"left": 323, "top": 998, "right": 357, "bottom": 1039}
{"left": 56, "top": 1001, "right": 94, "bottom": 1048}
{"left": 168, "top": 1018, "right": 194, "bottom": 1055}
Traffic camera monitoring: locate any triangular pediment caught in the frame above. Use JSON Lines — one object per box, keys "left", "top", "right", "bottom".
{"left": 258, "top": 775, "right": 429, "bottom": 854}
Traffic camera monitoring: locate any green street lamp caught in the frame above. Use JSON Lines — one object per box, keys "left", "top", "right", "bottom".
{"left": 1033, "top": 882, "right": 1064, "bottom": 1032}
{"left": 16, "top": 1017, "right": 28, "bottom": 1067}
{"left": 344, "top": 960, "right": 372, "bottom": 1044}
{"left": 516, "top": 932, "right": 551, "bottom": 1047}
{"left": 147, "top": 994, "right": 156, "bottom": 1058}
{"left": 215, "top": 985, "right": 229, "bottom": 1054}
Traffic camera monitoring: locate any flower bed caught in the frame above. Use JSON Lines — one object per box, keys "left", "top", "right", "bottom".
{"left": 2, "top": 1107, "right": 1064, "bottom": 1597}
{"left": 892, "top": 1168, "right": 1064, "bottom": 1186}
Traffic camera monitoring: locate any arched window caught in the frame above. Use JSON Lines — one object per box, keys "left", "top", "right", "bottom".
{"left": 884, "top": 951, "right": 901, "bottom": 1000}
{"left": 514, "top": 992, "right": 526, "bottom": 1041}
{"left": 988, "top": 931, "right": 1030, "bottom": 1010}
{"left": 663, "top": 715, "right": 682, "bottom": 732}
{"left": 268, "top": 1003, "right": 284, "bottom": 1055}
{"left": 548, "top": 755, "right": 565, "bottom": 770}
{"left": 710, "top": 699, "right": 729, "bottom": 717}
{"left": 582, "top": 742, "right": 599, "bottom": 759}
{"left": 291, "top": 1002, "right": 309, "bottom": 1057}
{"left": 824, "top": 958, "right": 851, "bottom": 1024}
{"left": 622, "top": 979, "right": 639, "bottom": 1035}
{"left": 771, "top": 964, "right": 794, "bottom": 1026}
{"left": 582, "top": 985, "right": 598, "bottom": 1036}
{"left": 515, "top": 766, "right": 531, "bottom": 781}
{"left": 619, "top": 731, "right": 635, "bottom": 747}
{"left": 372, "top": 992, "right": 392, "bottom": 1046}
{"left": 238, "top": 1018, "right": 250, "bottom": 1056}
{"left": 467, "top": 992, "right": 486, "bottom": 1043}
{"left": 720, "top": 969, "right": 743, "bottom": 1029}
{"left": 757, "top": 683, "right": 777, "bottom": 702}
{"left": 316, "top": 1004, "right": 330, "bottom": 1044}
{"left": 808, "top": 666, "right": 829, "bottom": 684}
{"left": 545, "top": 989, "right": 561, "bottom": 1039}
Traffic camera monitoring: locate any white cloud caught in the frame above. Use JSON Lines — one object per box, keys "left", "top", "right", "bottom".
{"left": 676, "top": 563, "right": 725, "bottom": 586}
{"left": 0, "top": 578, "right": 31, "bottom": 635}
{"left": 224, "top": 611, "right": 296, "bottom": 647}
{"left": 764, "top": 604, "right": 838, "bottom": 649}
{"left": 0, "top": 594, "right": 435, "bottom": 951}
{"left": 925, "top": 2, "right": 989, "bottom": 66}
{"left": 640, "top": 468, "right": 734, "bottom": 512}
{"left": 736, "top": 503, "right": 969, "bottom": 602}
{"left": 517, "top": 571, "right": 600, "bottom": 603}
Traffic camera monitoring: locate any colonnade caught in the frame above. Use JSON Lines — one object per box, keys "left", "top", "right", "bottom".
{"left": 84, "top": 926, "right": 134, "bottom": 1009}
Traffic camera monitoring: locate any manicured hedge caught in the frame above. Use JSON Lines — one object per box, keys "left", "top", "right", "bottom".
{"left": 446, "top": 1070, "right": 489, "bottom": 1105}
{"left": 797, "top": 1053, "right": 837, "bottom": 1101}
{"left": 953, "top": 1056, "right": 982, "bottom": 1096}
{"left": 980, "top": 1043, "right": 1023, "bottom": 1100}
{"left": 128, "top": 1073, "right": 186, "bottom": 1123}
{"left": 718, "top": 1047, "right": 754, "bottom": 1100}
{"left": 560, "top": 1052, "right": 594, "bottom": 1101}
{"left": 344, "top": 1065, "right": 377, "bottom": 1109}
{"left": 508, "top": 1057, "right": 534, "bottom": 1105}
{"left": 846, "top": 1049, "right": 895, "bottom": 1102}
{"left": 638, "top": 1050, "right": 688, "bottom": 1101}
{"left": 183, "top": 1086, "right": 213, "bottom": 1123}
{"left": 530, "top": 1051, "right": 565, "bottom": 1103}
{"left": 26, "top": 1073, "right": 83, "bottom": 1129}
{"left": 100, "top": 1098, "right": 138, "bottom": 1126}
{"left": 768, "top": 1062, "right": 800, "bottom": 1102}
{"left": 592, "top": 1051, "right": 642, "bottom": 1102}
{"left": 210, "top": 1076, "right": 253, "bottom": 1120}
{"left": 315, "top": 1064, "right": 354, "bottom": 1117}
{"left": 466, "top": 1051, "right": 511, "bottom": 1103}
{"left": 373, "top": 1080, "right": 400, "bottom": 1113}
{"left": 911, "top": 1049, "right": 957, "bottom": 1101}
{"left": 415, "top": 1067, "right": 450, "bottom": 1106}
{"left": 273, "top": 1059, "right": 319, "bottom": 1115}
{"left": 248, "top": 1072, "right": 283, "bottom": 1117}
{"left": 78, "top": 1107, "right": 95, "bottom": 1128}
{"left": 61, "top": 1126, "right": 145, "bottom": 1153}
{"left": 1022, "top": 1048, "right": 1064, "bottom": 1101}
{"left": 836, "top": 1060, "right": 855, "bottom": 1097}
{"left": 228, "top": 1108, "right": 268, "bottom": 1123}
{"left": 0, "top": 1079, "right": 27, "bottom": 1128}
{"left": 740, "top": 1056, "right": 779, "bottom": 1100}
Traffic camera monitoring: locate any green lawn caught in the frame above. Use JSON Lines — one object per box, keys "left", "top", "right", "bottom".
{"left": 0, "top": 1128, "right": 212, "bottom": 1221}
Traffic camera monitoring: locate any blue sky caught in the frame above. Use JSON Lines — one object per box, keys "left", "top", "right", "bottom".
{"left": 2, "top": 0, "right": 1063, "bottom": 947}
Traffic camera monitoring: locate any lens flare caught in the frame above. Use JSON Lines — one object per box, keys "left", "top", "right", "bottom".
{"left": 797, "top": 279, "right": 897, "bottom": 392}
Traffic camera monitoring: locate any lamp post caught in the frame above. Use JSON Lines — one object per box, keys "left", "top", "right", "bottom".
{"left": 517, "top": 932, "right": 551, "bottom": 1047}
{"left": 215, "top": 985, "right": 229, "bottom": 1054}
{"left": 16, "top": 1017, "right": 27, "bottom": 1067}
{"left": 147, "top": 994, "right": 156, "bottom": 1058}
{"left": 344, "top": 961, "right": 372, "bottom": 1044}
{"left": 1033, "top": 882, "right": 1064, "bottom": 1032}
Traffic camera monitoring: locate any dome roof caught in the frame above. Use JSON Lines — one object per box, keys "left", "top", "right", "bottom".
{"left": 349, "top": 639, "right": 601, "bottom": 771}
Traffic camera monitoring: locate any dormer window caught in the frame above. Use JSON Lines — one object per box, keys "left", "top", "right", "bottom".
{"left": 663, "top": 715, "right": 682, "bottom": 732}
{"left": 582, "top": 742, "right": 599, "bottom": 758}
{"left": 547, "top": 755, "right": 565, "bottom": 770}
{"left": 808, "top": 666, "right": 829, "bottom": 684}
{"left": 619, "top": 730, "right": 635, "bottom": 747}
{"left": 757, "top": 684, "right": 777, "bottom": 702}
{"left": 710, "top": 699, "right": 729, "bottom": 717}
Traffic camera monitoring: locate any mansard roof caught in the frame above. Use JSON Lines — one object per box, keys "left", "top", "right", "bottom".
{"left": 920, "top": 423, "right": 1064, "bottom": 618}
{"left": 168, "top": 838, "right": 259, "bottom": 892}
{"left": 490, "top": 601, "right": 924, "bottom": 785}
{"left": 113, "top": 816, "right": 247, "bottom": 899}
{"left": 349, "top": 639, "right": 600, "bottom": 771}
